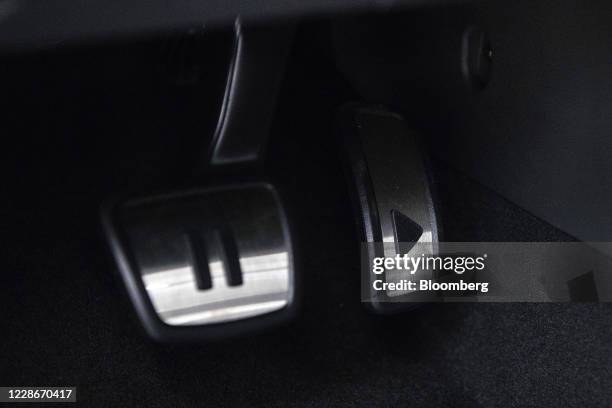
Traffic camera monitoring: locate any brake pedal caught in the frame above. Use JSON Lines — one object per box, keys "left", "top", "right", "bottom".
{"left": 101, "top": 182, "right": 297, "bottom": 341}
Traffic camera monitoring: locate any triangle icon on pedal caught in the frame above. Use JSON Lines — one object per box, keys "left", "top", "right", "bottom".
{"left": 391, "top": 209, "right": 423, "bottom": 256}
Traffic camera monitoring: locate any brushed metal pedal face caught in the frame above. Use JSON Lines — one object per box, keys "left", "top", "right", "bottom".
{"left": 339, "top": 105, "right": 440, "bottom": 312}
{"left": 102, "top": 183, "right": 296, "bottom": 341}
